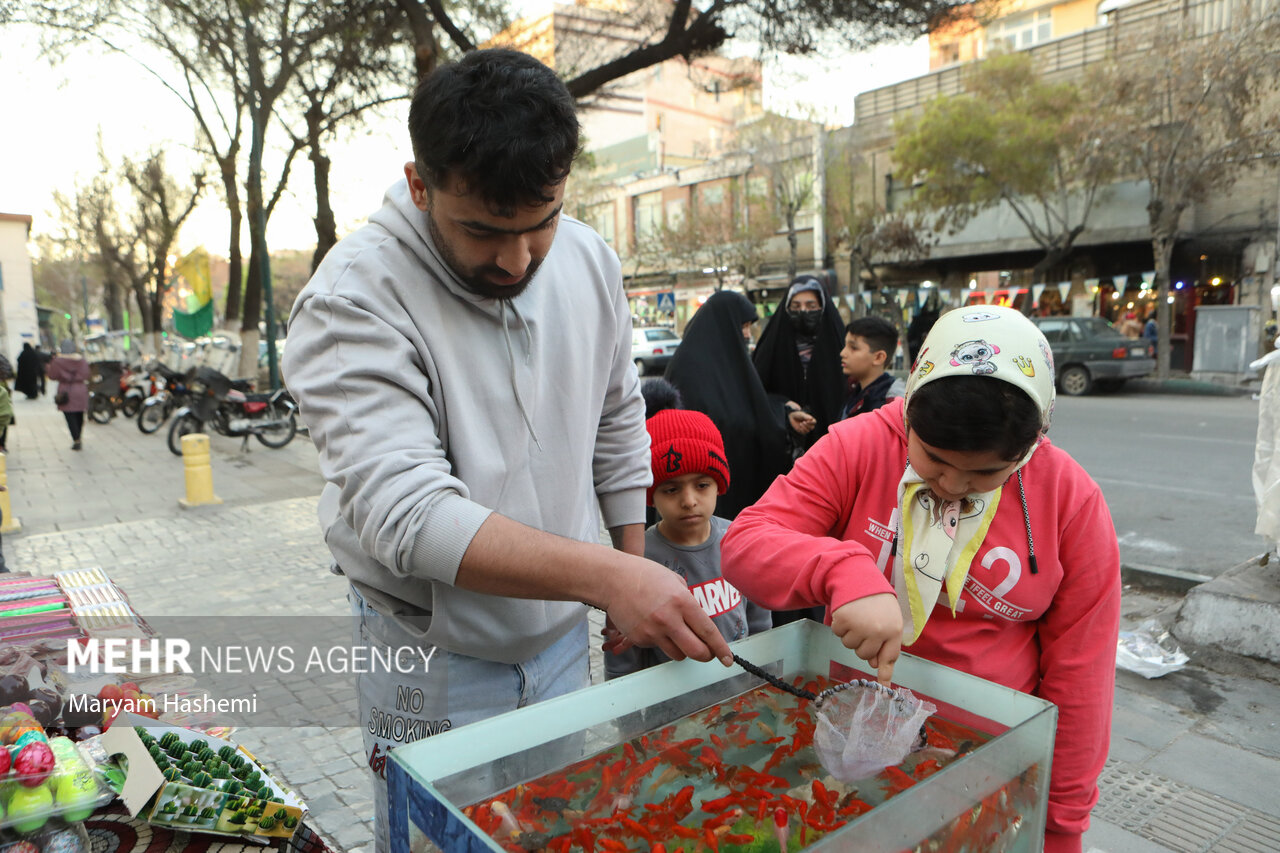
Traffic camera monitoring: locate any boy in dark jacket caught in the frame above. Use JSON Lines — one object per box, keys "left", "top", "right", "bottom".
{"left": 839, "top": 317, "right": 906, "bottom": 421}
{"left": 604, "top": 408, "right": 771, "bottom": 677}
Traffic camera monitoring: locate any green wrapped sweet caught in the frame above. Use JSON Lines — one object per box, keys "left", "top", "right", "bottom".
{"left": 274, "top": 807, "right": 288, "bottom": 819}
{"left": 163, "top": 766, "right": 182, "bottom": 782}
{"left": 166, "top": 742, "right": 187, "bottom": 760}
{"left": 268, "top": 795, "right": 284, "bottom": 804}
{"left": 182, "top": 760, "right": 201, "bottom": 778}
{"left": 196, "top": 747, "right": 215, "bottom": 763}
{"left": 232, "top": 763, "right": 252, "bottom": 780}
{"left": 189, "top": 739, "right": 208, "bottom": 753}
{"left": 245, "top": 770, "right": 261, "bottom": 785}
{"left": 247, "top": 806, "right": 263, "bottom": 819}
{"left": 159, "top": 732, "right": 181, "bottom": 750}
{"left": 217, "top": 745, "right": 237, "bottom": 762}
{"left": 228, "top": 811, "right": 247, "bottom": 826}
{"left": 258, "top": 816, "right": 277, "bottom": 831}
{"left": 200, "top": 806, "right": 217, "bottom": 819}
{"left": 148, "top": 744, "right": 165, "bottom": 762}
{"left": 211, "top": 764, "right": 231, "bottom": 779}
{"left": 162, "top": 801, "right": 178, "bottom": 814}
{"left": 182, "top": 803, "right": 198, "bottom": 817}
{"left": 283, "top": 816, "right": 298, "bottom": 829}
{"left": 228, "top": 754, "right": 245, "bottom": 770}
{"left": 190, "top": 771, "right": 213, "bottom": 788}
{"left": 223, "top": 780, "right": 243, "bottom": 795}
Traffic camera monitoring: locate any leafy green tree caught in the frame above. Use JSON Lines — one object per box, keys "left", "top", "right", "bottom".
{"left": 893, "top": 52, "right": 1115, "bottom": 297}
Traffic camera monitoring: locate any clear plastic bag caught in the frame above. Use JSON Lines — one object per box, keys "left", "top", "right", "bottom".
{"left": 1116, "top": 618, "right": 1189, "bottom": 678}
{"left": 812, "top": 681, "right": 937, "bottom": 782}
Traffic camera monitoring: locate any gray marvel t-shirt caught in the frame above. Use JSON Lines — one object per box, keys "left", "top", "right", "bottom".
{"left": 605, "top": 515, "right": 772, "bottom": 679}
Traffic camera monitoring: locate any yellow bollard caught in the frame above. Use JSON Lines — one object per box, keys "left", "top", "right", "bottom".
{"left": 0, "top": 452, "right": 20, "bottom": 534}
{"left": 178, "top": 433, "right": 223, "bottom": 509}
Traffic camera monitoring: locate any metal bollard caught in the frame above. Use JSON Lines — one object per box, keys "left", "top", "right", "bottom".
{"left": 0, "top": 452, "right": 20, "bottom": 534}
{"left": 178, "top": 433, "right": 223, "bottom": 508}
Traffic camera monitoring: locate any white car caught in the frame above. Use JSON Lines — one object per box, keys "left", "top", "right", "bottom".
{"left": 631, "top": 327, "right": 680, "bottom": 376}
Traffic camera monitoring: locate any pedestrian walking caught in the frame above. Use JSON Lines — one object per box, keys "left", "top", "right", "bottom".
{"left": 752, "top": 275, "right": 847, "bottom": 459}
{"left": 721, "top": 305, "right": 1121, "bottom": 853}
{"left": 46, "top": 340, "right": 89, "bottom": 451}
{"left": 0, "top": 354, "right": 12, "bottom": 453}
{"left": 14, "top": 343, "right": 41, "bottom": 400}
{"left": 663, "top": 290, "right": 790, "bottom": 522}
{"left": 281, "top": 48, "right": 732, "bottom": 852}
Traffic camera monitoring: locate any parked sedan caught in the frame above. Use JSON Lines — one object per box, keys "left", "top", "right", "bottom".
{"left": 1031, "top": 316, "right": 1155, "bottom": 396}
{"left": 632, "top": 327, "right": 681, "bottom": 376}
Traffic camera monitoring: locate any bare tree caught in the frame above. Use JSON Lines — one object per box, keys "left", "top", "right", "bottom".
{"left": 121, "top": 151, "right": 207, "bottom": 354}
{"left": 397, "top": 0, "right": 975, "bottom": 96}
{"left": 737, "top": 114, "right": 821, "bottom": 278}
{"left": 826, "top": 140, "right": 932, "bottom": 309}
{"left": 1092, "top": 8, "right": 1280, "bottom": 378}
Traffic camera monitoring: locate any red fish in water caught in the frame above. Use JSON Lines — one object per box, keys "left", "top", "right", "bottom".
{"left": 881, "top": 765, "right": 917, "bottom": 797}
{"left": 913, "top": 758, "right": 943, "bottom": 780}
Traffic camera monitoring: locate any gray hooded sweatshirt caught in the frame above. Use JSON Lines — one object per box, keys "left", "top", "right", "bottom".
{"left": 283, "top": 180, "right": 649, "bottom": 664}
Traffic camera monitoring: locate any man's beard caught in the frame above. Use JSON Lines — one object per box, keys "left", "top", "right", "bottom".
{"left": 427, "top": 214, "right": 543, "bottom": 301}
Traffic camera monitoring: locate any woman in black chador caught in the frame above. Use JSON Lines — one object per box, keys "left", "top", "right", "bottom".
{"left": 15, "top": 343, "right": 42, "bottom": 400}
{"left": 663, "top": 291, "right": 790, "bottom": 521}
{"left": 752, "top": 276, "right": 847, "bottom": 460}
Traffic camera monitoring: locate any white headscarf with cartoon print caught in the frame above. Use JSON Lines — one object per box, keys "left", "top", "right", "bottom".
{"left": 893, "top": 305, "right": 1056, "bottom": 645}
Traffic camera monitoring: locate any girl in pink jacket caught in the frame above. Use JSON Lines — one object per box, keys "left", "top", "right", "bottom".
{"left": 722, "top": 305, "right": 1120, "bottom": 853}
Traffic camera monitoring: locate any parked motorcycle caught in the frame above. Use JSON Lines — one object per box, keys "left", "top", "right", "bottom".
{"left": 166, "top": 366, "right": 298, "bottom": 455}
{"left": 137, "top": 363, "right": 191, "bottom": 435}
{"left": 88, "top": 361, "right": 127, "bottom": 424}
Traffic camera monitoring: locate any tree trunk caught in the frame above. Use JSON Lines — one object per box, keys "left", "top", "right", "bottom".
{"left": 309, "top": 106, "right": 337, "bottom": 273}
{"left": 786, "top": 210, "right": 798, "bottom": 279}
{"left": 1151, "top": 231, "right": 1177, "bottom": 380}
{"left": 132, "top": 283, "right": 153, "bottom": 333}
{"left": 220, "top": 155, "right": 244, "bottom": 326}
{"left": 102, "top": 277, "right": 124, "bottom": 332}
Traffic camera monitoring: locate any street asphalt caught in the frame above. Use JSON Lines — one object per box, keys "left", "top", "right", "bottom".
{"left": 1, "top": 383, "right": 1276, "bottom": 853}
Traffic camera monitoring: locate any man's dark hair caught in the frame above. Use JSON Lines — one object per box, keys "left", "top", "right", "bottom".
{"left": 844, "top": 317, "right": 899, "bottom": 357}
{"left": 907, "top": 376, "right": 1041, "bottom": 462}
{"left": 408, "top": 48, "right": 580, "bottom": 215}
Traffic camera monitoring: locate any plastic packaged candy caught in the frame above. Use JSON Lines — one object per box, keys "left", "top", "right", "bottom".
{"left": 0, "top": 729, "right": 113, "bottom": 838}
{"left": 1116, "top": 618, "right": 1189, "bottom": 679}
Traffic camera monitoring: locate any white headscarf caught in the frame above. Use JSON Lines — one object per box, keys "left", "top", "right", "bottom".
{"left": 893, "top": 306, "right": 1056, "bottom": 644}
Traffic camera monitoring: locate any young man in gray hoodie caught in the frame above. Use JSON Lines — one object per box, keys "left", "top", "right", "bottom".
{"left": 283, "top": 48, "right": 732, "bottom": 850}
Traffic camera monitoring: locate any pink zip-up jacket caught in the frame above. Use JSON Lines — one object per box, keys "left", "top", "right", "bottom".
{"left": 721, "top": 398, "right": 1120, "bottom": 853}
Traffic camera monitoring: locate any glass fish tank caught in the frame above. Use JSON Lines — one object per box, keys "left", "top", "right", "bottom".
{"left": 388, "top": 620, "right": 1057, "bottom": 852}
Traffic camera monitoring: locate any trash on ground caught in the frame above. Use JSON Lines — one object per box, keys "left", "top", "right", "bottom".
{"left": 1116, "top": 618, "right": 1189, "bottom": 678}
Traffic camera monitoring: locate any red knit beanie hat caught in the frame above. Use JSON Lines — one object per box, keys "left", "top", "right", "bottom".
{"left": 646, "top": 409, "right": 730, "bottom": 505}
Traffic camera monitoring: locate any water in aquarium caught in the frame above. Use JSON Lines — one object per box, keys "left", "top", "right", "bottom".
{"left": 462, "top": 674, "right": 1042, "bottom": 852}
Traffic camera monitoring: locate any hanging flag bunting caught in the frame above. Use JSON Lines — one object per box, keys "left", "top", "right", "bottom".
{"left": 1112, "top": 275, "right": 1128, "bottom": 293}
{"left": 861, "top": 291, "right": 873, "bottom": 311}
{"left": 1058, "top": 281, "right": 1072, "bottom": 301}
{"left": 917, "top": 288, "right": 930, "bottom": 309}
{"left": 1084, "top": 277, "right": 1100, "bottom": 292}
{"left": 1031, "top": 283, "right": 1047, "bottom": 307}
{"left": 896, "top": 289, "right": 911, "bottom": 309}
{"left": 172, "top": 247, "right": 214, "bottom": 339}
{"left": 983, "top": 289, "right": 997, "bottom": 306}
{"left": 1142, "top": 271, "right": 1156, "bottom": 288}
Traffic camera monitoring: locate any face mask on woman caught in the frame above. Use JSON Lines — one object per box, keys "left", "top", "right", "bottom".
{"left": 788, "top": 309, "right": 823, "bottom": 335}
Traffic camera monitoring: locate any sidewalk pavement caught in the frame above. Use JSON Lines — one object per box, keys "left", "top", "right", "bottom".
{"left": 2, "top": 392, "right": 1278, "bottom": 852}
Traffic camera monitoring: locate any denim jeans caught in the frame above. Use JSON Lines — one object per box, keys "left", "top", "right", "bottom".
{"left": 349, "top": 586, "right": 589, "bottom": 853}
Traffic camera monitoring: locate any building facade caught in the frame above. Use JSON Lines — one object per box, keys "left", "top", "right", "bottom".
{"left": 0, "top": 213, "right": 43, "bottom": 360}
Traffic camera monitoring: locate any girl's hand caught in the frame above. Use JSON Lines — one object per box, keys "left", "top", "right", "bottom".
{"left": 830, "top": 593, "right": 902, "bottom": 685}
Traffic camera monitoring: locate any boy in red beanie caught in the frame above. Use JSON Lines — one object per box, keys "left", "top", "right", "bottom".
{"left": 604, "top": 409, "right": 772, "bottom": 678}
